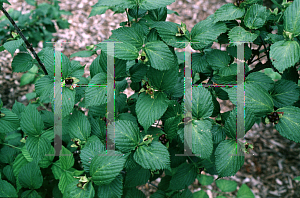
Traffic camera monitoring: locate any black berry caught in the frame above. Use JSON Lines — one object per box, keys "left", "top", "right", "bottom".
{"left": 273, "top": 112, "right": 278, "bottom": 117}
{"left": 245, "top": 144, "right": 249, "bottom": 149}
{"left": 179, "top": 29, "right": 184, "bottom": 34}
{"left": 141, "top": 56, "right": 146, "bottom": 61}
{"left": 135, "top": 59, "right": 138, "bottom": 63}
{"left": 159, "top": 136, "right": 164, "bottom": 141}
{"left": 144, "top": 138, "right": 148, "bottom": 142}
{"left": 164, "top": 139, "right": 168, "bottom": 143}
{"left": 65, "top": 78, "right": 73, "bottom": 85}
{"left": 25, "top": 136, "right": 28, "bottom": 140}
{"left": 275, "top": 116, "right": 279, "bottom": 121}
{"left": 161, "top": 140, "right": 166, "bottom": 144}
{"left": 75, "top": 141, "right": 80, "bottom": 146}
{"left": 267, "top": 115, "right": 273, "bottom": 119}
{"left": 161, "top": 134, "right": 165, "bottom": 139}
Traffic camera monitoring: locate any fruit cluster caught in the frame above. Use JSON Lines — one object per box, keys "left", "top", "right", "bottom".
{"left": 65, "top": 78, "right": 73, "bottom": 85}
{"left": 159, "top": 134, "right": 168, "bottom": 145}
{"left": 267, "top": 112, "right": 280, "bottom": 123}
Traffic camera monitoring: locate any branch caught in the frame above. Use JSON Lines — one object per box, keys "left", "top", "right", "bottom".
{"left": 147, "top": 181, "right": 158, "bottom": 188}
{"left": 0, "top": 6, "right": 48, "bottom": 75}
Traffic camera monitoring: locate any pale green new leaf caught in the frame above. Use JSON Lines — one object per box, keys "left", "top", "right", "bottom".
{"left": 133, "top": 141, "right": 171, "bottom": 171}
{"left": 283, "top": 0, "right": 300, "bottom": 35}
{"left": 271, "top": 79, "right": 300, "bottom": 108}
{"left": 275, "top": 106, "right": 300, "bottom": 143}
{"left": 0, "top": 108, "right": 20, "bottom": 134}
{"left": 89, "top": 5, "right": 109, "bottom": 17}
{"left": 213, "top": 3, "right": 245, "bottom": 23}
{"left": 20, "top": 105, "right": 44, "bottom": 136}
{"left": 215, "top": 179, "right": 237, "bottom": 192}
{"left": 269, "top": 40, "right": 300, "bottom": 73}
{"left": 3, "top": 38, "right": 24, "bottom": 56}
{"left": 90, "top": 151, "right": 126, "bottom": 186}
{"left": 244, "top": 4, "right": 269, "bottom": 29}
{"left": 18, "top": 162, "right": 43, "bottom": 189}
{"left": 136, "top": 92, "right": 168, "bottom": 132}
{"left": 192, "top": 86, "right": 214, "bottom": 119}
{"left": 237, "top": 183, "right": 255, "bottom": 198}
{"left": 26, "top": 136, "right": 51, "bottom": 161}
{"left": 228, "top": 26, "right": 258, "bottom": 47}
{"left": 85, "top": 73, "right": 107, "bottom": 107}
{"left": 215, "top": 140, "right": 244, "bottom": 177}
{"left": 144, "top": 41, "right": 178, "bottom": 71}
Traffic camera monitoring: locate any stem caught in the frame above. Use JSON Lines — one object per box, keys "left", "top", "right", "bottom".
{"left": 0, "top": 6, "right": 48, "bottom": 75}
{"left": 136, "top": 6, "right": 139, "bottom": 22}
{"left": 125, "top": 8, "right": 130, "bottom": 26}
{"left": 259, "top": 35, "right": 280, "bottom": 74}
{"left": 1, "top": 143, "right": 22, "bottom": 150}
{"left": 249, "top": 54, "right": 267, "bottom": 64}
{"left": 147, "top": 181, "right": 158, "bottom": 188}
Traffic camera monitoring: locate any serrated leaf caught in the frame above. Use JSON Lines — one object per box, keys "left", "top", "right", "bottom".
{"left": 197, "top": 174, "right": 214, "bottom": 186}
{"left": 90, "top": 150, "right": 127, "bottom": 186}
{"left": 20, "top": 104, "right": 44, "bottom": 136}
{"left": 63, "top": 180, "right": 95, "bottom": 198}
{"left": 89, "top": 5, "right": 109, "bottom": 17}
{"left": 213, "top": 3, "right": 245, "bottom": 23}
{"left": 245, "top": 72, "right": 274, "bottom": 92}
{"left": 38, "top": 146, "right": 55, "bottom": 168}
{"left": 85, "top": 73, "right": 107, "bottom": 107}
{"left": 21, "top": 190, "right": 41, "bottom": 198}
{"left": 0, "top": 180, "right": 18, "bottom": 197}
{"left": 244, "top": 4, "right": 269, "bottom": 29}
{"left": 215, "top": 140, "right": 244, "bottom": 177}
{"left": 192, "top": 86, "right": 214, "bottom": 119}
{"left": 139, "top": 0, "right": 175, "bottom": 10}
{"left": 275, "top": 106, "right": 300, "bottom": 143}
{"left": 60, "top": 146, "right": 74, "bottom": 170}
{"left": 70, "top": 50, "right": 96, "bottom": 58}
{"left": 26, "top": 136, "right": 51, "bottom": 161}
{"left": 124, "top": 165, "right": 150, "bottom": 188}
{"left": 111, "top": 26, "right": 145, "bottom": 50}
{"left": 228, "top": 26, "right": 258, "bottom": 47}
{"left": 3, "top": 38, "right": 24, "bottom": 56}
{"left": 271, "top": 79, "right": 300, "bottom": 108}
{"left": 136, "top": 92, "right": 168, "bottom": 132}
{"left": 35, "top": 75, "right": 54, "bottom": 103}
{"left": 206, "top": 49, "right": 231, "bottom": 70}
{"left": 18, "top": 161, "right": 43, "bottom": 189}
{"left": 215, "top": 179, "right": 237, "bottom": 192}
{"left": 237, "top": 183, "right": 255, "bottom": 198}
{"left": 147, "top": 66, "right": 178, "bottom": 91}
{"left": 144, "top": 41, "right": 178, "bottom": 71}
{"left": 133, "top": 141, "right": 171, "bottom": 171}
{"left": 283, "top": 0, "right": 300, "bottom": 35}
{"left": 269, "top": 40, "right": 300, "bottom": 73}
{"left": 169, "top": 162, "right": 198, "bottom": 191}
{"left": 0, "top": 108, "right": 20, "bottom": 134}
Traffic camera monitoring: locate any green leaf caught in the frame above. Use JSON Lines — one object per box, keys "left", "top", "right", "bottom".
{"left": 35, "top": 75, "right": 54, "bottom": 103}
{"left": 0, "top": 108, "right": 20, "bottom": 134}
{"left": 26, "top": 136, "right": 51, "bottom": 161}
{"left": 124, "top": 165, "right": 150, "bottom": 188}
{"left": 167, "top": 9, "right": 180, "bottom": 16}
{"left": 18, "top": 161, "right": 43, "bottom": 189}
{"left": 13, "top": 153, "right": 29, "bottom": 178}
{"left": 3, "top": 165, "right": 16, "bottom": 184}
{"left": 85, "top": 73, "right": 107, "bottom": 107}
{"left": 283, "top": 0, "right": 300, "bottom": 35}
{"left": 0, "top": 180, "right": 18, "bottom": 197}
{"left": 123, "top": 187, "right": 146, "bottom": 198}
{"left": 275, "top": 106, "right": 300, "bottom": 143}
{"left": 147, "top": 66, "right": 178, "bottom": 91}
{"left": 3, "top": 38, "right": 24, "bottom": 56}
{"left": 59, "top": 146, "right": 74, "bottom": 170}
{"left": 20, "top": 65, "right": 39, "bottom": 86}
{"left": 222, "top": 83, "right": 274, "bottom": 117}
{"left": 164, "top": 116, "right": 181, "bottom": 140}
{"left": 96, "top": 38, "right": 139, "bottom": 60}
{"left": 20, "top": 104, "right": 44, "bottom": 136}
{"left": 269, "top": 40, "right": 300, "bottom": 73}
{"left": 111, "top": 120, "right": 140, "bottom": 153}
{"left": 206, "top": 49, "right": 231, "bottom": 70}
{"left": 38, "top": 146, "right": 55, "bottom": 168}
{"left": 271, "top": 79, "right": 300, "bottom": 108}
{"left": 21, "top": 190, "right": 42, "bottom": 198}
{"left": 226, "top": 45, "right": 252, "bottom": 61}
{"left": 197, "top": 174, "right": 214, "bottom": 186}
{"left": 150, "top": 21, "right": 190, "bottom": 48}
{"left": 90, "top": 150, "right": 127, "bottom": 186}
{"left": 97, "top": 174, "right": 123, "bottom": 198}
{"left": 70, "top": 50, "right": 96, "bottom": 58}
{"left": 224, "top": 107, "right": 256, "bottom": 139}
{"left": 228, "top": 26, "right": 258, "bottom": 47}
{"left": 245, "top": 72, "right": 274, "bottom": 92}
{"left": 133, "top": 141, "right": 171, "bottom": 171}
{"left": 39, "top": 47, "right": 55, "bottom": 76}
{"left": 92, "top": 0, "right": 136, "bottom": 9}
{"left": 64, "top": 180, "right": 95, "bottom": 198}
{"left": 51, "top": 86, "right": 76, "bottom": 118}
{"left": 136, "top": 92, "right": 168, "bottom": 132}
{"left": 213, "top": 3, "right": 245, "bottom": 23}
{"left": 111, "top": 26, "right": 145, "bottom": 50}
{"left": 193, "top": 190, "right": 209, "bottom": 198}
{"left": 191, "top": 16, "right": 227, "bottom": 50}
{"left": 191, "top": 53, "right": 211, "bottom": 73}
{"left": 89, "top": 5, "right": 109, "bottom": 17}
{"left": 144, "top": 41, "right": 178, "bottom": 71}
{"left": 139, "top": 0, "right": 175, "bottom": 10}
{"left": 148, "top": 7, "right": 167, "bottom": 21}
{"left": 129, "top": 63, "right": 148, "bottom": 83}
{"left": 192, "top": 86, "right": 214, "bottom": 119}
{"left": 236, "top": 184, "right": 255, "bottom": 198}
{"left": 11, "top": 53, "right": 34, "bottom": 73}
{"left": 0, "top": 146, "right": 19, "bottom": 164}
{"left": 169, "top": 162, "right": 198, "bottom": 191}
{"left": 244, "top": 4, "right": 269, "bottom": 29}
{"left": 215, "top": 140, "right": 244, "bottom": 177}
{"left": 211, "top": 124, "right": 226, "bottom": 144}
{"left": 215, "top": 179, "right": 237, "bottom": 192}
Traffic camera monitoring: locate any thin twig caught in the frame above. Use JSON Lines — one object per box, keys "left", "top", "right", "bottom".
{"left": 147, "top": 181, "right": 158, "bottom": 188}
{"left": 0, "top": 6, "right": 48, "bottom": 75}
{"left": 259, "top": 35, "right": 280, "bottom": 74}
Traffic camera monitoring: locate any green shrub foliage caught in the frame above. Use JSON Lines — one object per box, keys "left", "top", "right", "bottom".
{"left": 1, "top": 0, "right": 300, "bottom": 197}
